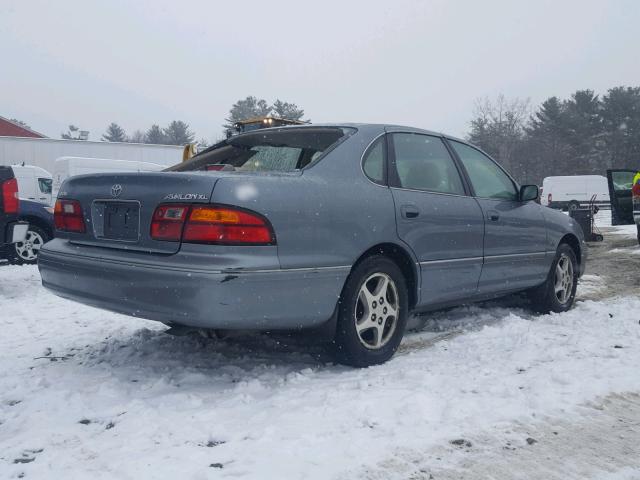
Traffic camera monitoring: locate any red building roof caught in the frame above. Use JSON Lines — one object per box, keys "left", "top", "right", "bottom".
{"left": 0, "top": 116, "right": 46, "bottom": 138}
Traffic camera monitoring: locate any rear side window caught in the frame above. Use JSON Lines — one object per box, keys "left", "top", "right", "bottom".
{"left": 391, "top": 133, "right": 465, "bottom": 195}
{"left": 171, "top": 127, "right": 352, "bottom": 173}
{"left": 362, "top": 136, "right": 386, "bottom": 184}
{"left": 450, "top": 141, "right": 517, "bottom": 200}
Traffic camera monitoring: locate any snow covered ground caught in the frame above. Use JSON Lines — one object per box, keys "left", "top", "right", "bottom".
{"left": 1, "top": 223, "right": 640, "bottom": 479}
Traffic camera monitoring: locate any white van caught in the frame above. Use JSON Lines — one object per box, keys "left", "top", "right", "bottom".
{"left": 52, "top": 157, "right": 165, "bottom": 205}
{"left": 541, "top": 175, "right": 610, "bottom": 211}
{"left": 11, "top": 164, "right": 53, "bottom": 205}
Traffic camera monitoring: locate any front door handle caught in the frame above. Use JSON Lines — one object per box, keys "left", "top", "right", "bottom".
{"left": 487, "top": 210, "right": 500, "bottom": 221}
{"left": 401, "top": 205, "right": 420, "bottom": 219}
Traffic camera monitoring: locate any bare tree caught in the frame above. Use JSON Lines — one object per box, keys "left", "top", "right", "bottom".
{"left": 127, "top": 130, "right": 146, "bottom": 143}
{"left": 468, "top": 95, "right": 530, "bottom": 179}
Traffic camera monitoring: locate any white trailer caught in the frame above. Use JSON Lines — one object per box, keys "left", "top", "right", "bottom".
{"left": 0, "top": 137, "right": 183, "bottom": 174}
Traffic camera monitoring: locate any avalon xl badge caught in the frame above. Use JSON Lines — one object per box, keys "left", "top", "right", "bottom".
{"left": 111, "top": 184, "right": 123, "bottom": 197}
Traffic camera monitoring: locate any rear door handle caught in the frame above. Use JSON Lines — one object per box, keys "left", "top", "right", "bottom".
{"left": 401, "top": 205, "right": 420, "bottom": 219}
{"left": 487, "top": 210, "right": 500, "bottom": 221}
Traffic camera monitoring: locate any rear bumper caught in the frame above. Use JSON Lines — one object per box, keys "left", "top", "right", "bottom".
{"left": 38, "top": 242, "right": 349, "bottom": 330}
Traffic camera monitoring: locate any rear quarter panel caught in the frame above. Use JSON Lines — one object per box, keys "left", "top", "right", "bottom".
{"left": 209, "top": 126, "right": 407, "bottom": 270}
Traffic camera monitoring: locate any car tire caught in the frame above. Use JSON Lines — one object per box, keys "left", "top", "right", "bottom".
{"left": 9, "top": 225, "right": 50, "bottom": 265}
{"left": 527, "top": 243, "right": 578, "bottom": 314}
{"left": 567, "top": 200, "right": 580, "bottom": 212}
{"left": 333, "top": 256, "right": 408, "bottom": 367}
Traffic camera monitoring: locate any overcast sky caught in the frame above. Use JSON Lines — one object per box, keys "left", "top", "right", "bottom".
{"left": 1, "top": 0, "right": 639, "bottom": 142}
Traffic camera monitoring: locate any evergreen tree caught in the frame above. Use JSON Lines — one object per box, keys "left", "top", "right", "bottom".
{"left": 528, "top": 97, "right": 567, "bottom": 139}
{"left": 600, "top": 86, "right": 640, "bottom": 169}
{"left": 144, "top": 124, "right": 166, "bottom": 144}
{"left": 466, "top": 85, "right": 640, "bottom": 184}
{"left": 101, "top": 123, "right": 127, "bottom": 142}
{"left": 563, "top": 90, "right": 604, "bottom": 172}
{"left": 163, "top": 120, "right": 195, "bottom": 145}
{"left": 271, "top": 99, "right": 305, "bottom": 121}
{"left": 526, "top": 97, "right": 576, "bottom": 174}
{"left": 224, "top": 96, "right": 271, "bottom": 129}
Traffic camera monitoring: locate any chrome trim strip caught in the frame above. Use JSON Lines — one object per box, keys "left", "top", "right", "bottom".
{"left": 418, "top": 256, "right": 483, "bottom": 266}
{"left": 222, "top": 265, "right": 352, "bottom": 274}
{"left": 484, "top": 252, "right": 546, "bottom": 262}
{"left": 418, "top": 252, "right": 546, "bottom": 267}
{"left": 390, "top": 186, "right": 469, "bottom": 198}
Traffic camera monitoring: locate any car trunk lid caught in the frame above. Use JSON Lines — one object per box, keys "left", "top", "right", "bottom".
{"left": 57, "top": 171, "right": 218, "bottom": 254}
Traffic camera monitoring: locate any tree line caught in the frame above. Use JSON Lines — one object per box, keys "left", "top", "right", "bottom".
{"left": 467, "top": 86, "right": 640, "bottom": 184}
{"left": 101, "top": 121, "right": 196, "bottom": 145}
{"left": 223, "top": 96, "right": 306, "bottom": 129}
{"left": 50, "top": 87, "right": 639, "bottom": 184}
{"left": 59, "top": 96, "right": 306, "bottom": 147}
{"left": 61, "top": 121, "right": 197, "bottom": 145}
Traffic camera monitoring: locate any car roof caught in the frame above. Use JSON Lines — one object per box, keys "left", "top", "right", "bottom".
{"left": 238, "top": 122, "right": 468, "bottom": 142}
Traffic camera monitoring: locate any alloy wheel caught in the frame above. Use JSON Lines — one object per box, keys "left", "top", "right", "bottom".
{"left": 554, "top": 253, "right": 574, "bottom": 304}
{"left": 15, "top": 229, "right": 44, "bottom": 262}
{"left": 354, "top": 273, "right": 399, "bottom": 349}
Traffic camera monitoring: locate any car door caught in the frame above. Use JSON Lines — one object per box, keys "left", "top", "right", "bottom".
{"left": 606, "top": 169, "right": 638, "bottom": 225}
{"left": 447, "top": 140, "right": 548, "bottom": 294}
{"left": 388, "top": 132, "right": 485, "bottom": 306}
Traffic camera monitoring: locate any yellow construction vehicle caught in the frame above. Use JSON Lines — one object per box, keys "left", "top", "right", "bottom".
{"left": 226, "top": 116, "right": 305, "bottom": 138}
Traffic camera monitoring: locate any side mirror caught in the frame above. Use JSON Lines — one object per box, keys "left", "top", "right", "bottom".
{"left": 520, "top": 184, "right": 539, "bottom": 202}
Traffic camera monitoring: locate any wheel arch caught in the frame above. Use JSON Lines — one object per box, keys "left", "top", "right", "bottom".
{"left": 351, "top": 242, "right": 419, "bottom": 309}
{"left": 559, "top": 233, "right": 581, "bottom": 266}
{"left": 19, "top": 215, "right": 53, "bottom": 239}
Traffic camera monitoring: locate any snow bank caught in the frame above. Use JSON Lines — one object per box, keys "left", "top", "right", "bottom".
{"left": 1, "top": 266, "right": 639, "bottom": 479}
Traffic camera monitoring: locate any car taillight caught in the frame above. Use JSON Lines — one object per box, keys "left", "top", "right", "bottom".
{"left": 1, "top": 178, "right": 19, "bottom": 214}
{"left": 150, "top": 204, "right": 275, "bottom": 245}
{"left": 184, "top": 206, "right": 275, "bottom": 245}
{"left": 54, "top": 199, "right": 85, "bottom": 233}
{"left": 548, "top": 193, "right": 552, "bottom": 204}
{"left": 150, "top": 204, "right": 190, "bottom": 241}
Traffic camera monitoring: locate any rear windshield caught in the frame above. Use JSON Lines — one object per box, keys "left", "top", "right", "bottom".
{"left": 169, "top": 127, "right": 352, "bottom": 173}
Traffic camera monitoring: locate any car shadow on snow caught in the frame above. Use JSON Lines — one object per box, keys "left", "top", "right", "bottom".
{"left": 65, "top": 294, "right": 536, "bottom": 384}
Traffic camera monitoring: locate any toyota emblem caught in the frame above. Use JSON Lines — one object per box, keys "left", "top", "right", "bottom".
{"left": 111, "top": 184, "right": 123, "bottom": 197}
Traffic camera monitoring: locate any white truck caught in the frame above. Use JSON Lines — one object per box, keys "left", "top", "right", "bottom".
{"left": 11, "top": 164, "right": 53, "bottom": 205}
{"left": 540, "top": 175, "right": 610, "bottom": 211}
